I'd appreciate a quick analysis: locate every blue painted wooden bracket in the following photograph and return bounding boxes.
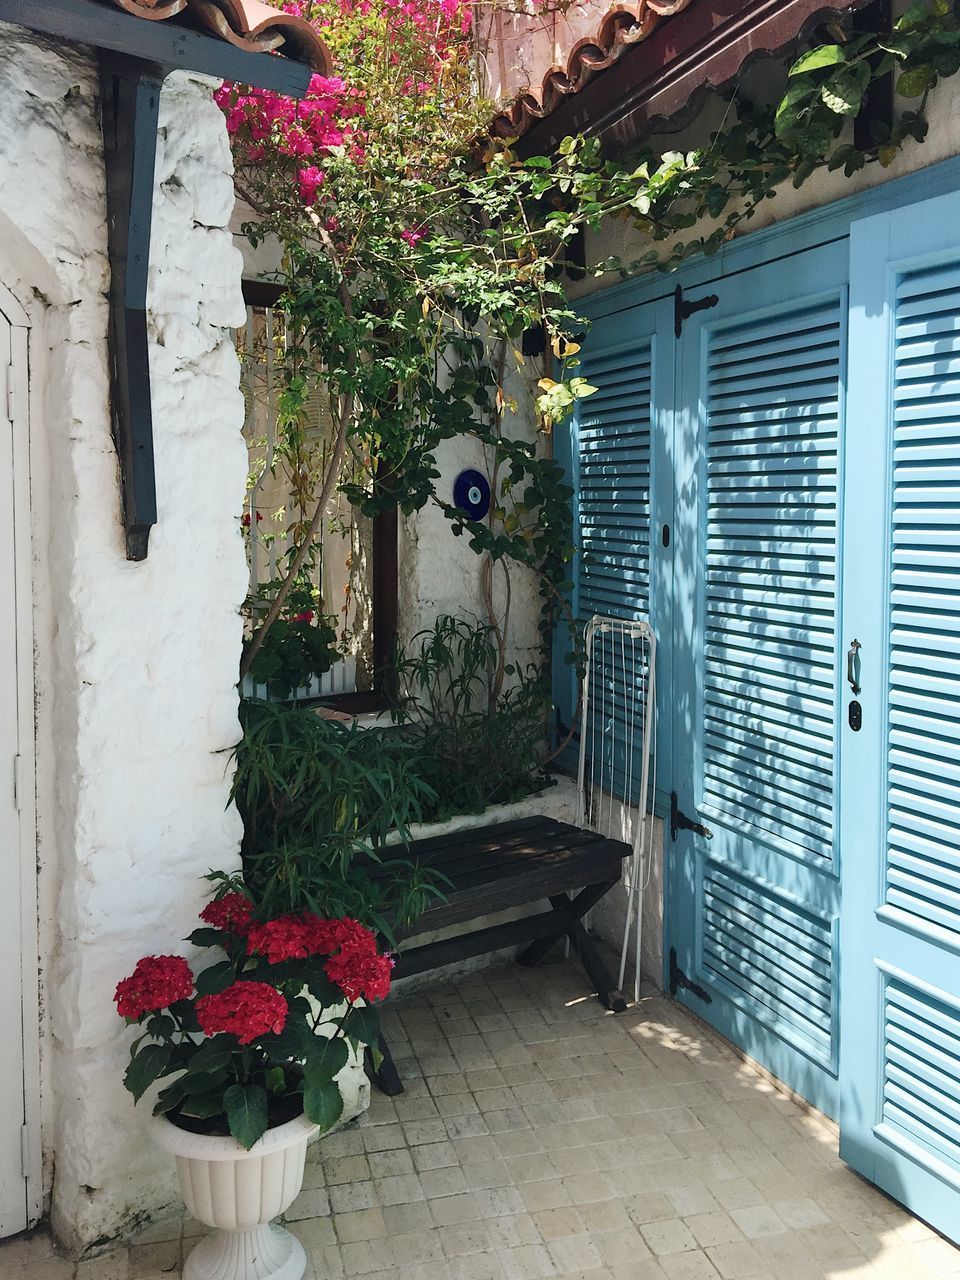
[0,0,316,560]
[100,55,162,562]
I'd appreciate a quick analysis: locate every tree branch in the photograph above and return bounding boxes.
[239,220,359,683]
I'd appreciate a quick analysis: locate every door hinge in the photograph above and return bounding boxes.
[13,753,21,812]
[670,791,713,843]
[669,947,713,1004]
[674,284,719,338]
[20,1123,30,1177]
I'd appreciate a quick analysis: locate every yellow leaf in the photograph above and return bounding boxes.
[513,349,525,365]
[537,377,558,391]
[551,335,583,359]
[421,296,431,318]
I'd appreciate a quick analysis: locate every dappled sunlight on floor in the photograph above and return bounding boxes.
[3,959,958,1279]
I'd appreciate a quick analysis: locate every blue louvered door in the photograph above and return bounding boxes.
[668,242,847,1117]
[840,192,960,1240]
[555,295,674,796]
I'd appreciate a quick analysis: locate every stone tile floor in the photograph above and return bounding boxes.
[4,959,960,1280]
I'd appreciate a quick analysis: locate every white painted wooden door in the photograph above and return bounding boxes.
[0,300,29,1238]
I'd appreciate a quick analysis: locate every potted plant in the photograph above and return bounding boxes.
[243,576,340,701]
[114,886,392,1280]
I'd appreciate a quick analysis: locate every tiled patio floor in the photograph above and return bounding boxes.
[5,959,960,1280]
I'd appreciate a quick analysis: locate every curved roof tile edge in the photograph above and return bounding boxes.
[109,0,331,72]
[490,0,697,139]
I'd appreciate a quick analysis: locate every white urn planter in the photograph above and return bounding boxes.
[152,1112,320,1280]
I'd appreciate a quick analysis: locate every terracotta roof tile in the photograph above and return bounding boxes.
[491,0,696,139]
[105,0,330,71]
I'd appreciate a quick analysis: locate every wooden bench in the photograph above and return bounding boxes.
[366,814,632,1095]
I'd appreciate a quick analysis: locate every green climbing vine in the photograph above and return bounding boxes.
[224,0,960,707]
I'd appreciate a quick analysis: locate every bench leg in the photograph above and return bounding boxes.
[516,881,614,966]
[364,1033,405,1097]
[515,931,563,968]
[516,882,627,1013]
[567,919,627,1013]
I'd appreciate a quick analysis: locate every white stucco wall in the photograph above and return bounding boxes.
[0,28,368,1255]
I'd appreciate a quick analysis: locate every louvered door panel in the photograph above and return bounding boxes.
[886,264,960,936]
[881,976,960,1173]
[574,342,655,803]
[577,343,652,622]
[670,243,845,1121]
[703,861,834,1063]
[702,302,842,866]
[841,194,960,1242]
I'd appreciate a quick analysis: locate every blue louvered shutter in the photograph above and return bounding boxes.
[574,337,655,804]
[841,194,960,1244]
[701,301,842,865]
[669,243,846,1122]
[577,340,652,622]
[885,262,960,934]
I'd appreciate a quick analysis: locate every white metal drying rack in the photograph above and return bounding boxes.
[575,614,657,1005]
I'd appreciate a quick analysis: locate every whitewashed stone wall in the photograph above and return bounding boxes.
[0,26,367,1254]
[397,354,545,673]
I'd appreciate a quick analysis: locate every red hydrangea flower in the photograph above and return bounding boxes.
[329,917,378,955]
[115,955,194,1021]
[195,980,288,1045]
[325,946,393,1004]
[299,914,377,957]
[200,893,254,934]
[246,914,318,963]
[247,913,378,963]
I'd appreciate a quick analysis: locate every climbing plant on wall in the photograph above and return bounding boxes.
[220,0,960,699]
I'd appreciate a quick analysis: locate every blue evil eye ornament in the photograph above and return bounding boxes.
[453,469,491,520]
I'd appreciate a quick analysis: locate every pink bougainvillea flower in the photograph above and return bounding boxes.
[401,225,428,247]
[298,165,325,204]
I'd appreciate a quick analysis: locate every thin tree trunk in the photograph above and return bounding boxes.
[240,221,358,683]
[240,395,353,681]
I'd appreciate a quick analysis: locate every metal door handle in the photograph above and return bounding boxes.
[847,639,861,695]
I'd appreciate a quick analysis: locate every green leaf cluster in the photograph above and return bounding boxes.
[233,700,445,939]
[227,0,960,781]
